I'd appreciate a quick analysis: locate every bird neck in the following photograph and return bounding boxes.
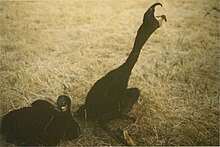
[123,23,157,71]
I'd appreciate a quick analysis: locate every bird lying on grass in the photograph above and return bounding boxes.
[1,95,80,146]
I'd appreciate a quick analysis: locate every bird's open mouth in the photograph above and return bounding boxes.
[149,3,167,27]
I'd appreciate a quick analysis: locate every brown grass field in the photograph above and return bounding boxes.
[0,0,219,146]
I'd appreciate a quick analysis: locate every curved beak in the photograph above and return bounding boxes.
[152,3,167,27]
[143,3,167,28]
[151,2,163,8]
[151,3,167,27]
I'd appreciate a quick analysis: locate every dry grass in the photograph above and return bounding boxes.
[0,0,219,146]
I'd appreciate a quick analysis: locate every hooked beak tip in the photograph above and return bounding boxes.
[151,3,163,9]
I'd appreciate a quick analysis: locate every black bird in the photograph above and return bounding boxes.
[77,2,166,123]
[1,95,80,146]
[1,99,54,146]
[76,3,166,145]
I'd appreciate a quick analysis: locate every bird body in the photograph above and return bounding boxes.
[85,65,130,120]
[1,100,54,145]
[1,96,80,146]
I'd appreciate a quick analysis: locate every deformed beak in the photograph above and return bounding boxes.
[156,15,167,27]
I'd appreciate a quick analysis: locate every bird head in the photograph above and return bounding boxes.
[143,3,167,29]
[56,95,71,112]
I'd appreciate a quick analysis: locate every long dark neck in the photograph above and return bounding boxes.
[123,23,157,71]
